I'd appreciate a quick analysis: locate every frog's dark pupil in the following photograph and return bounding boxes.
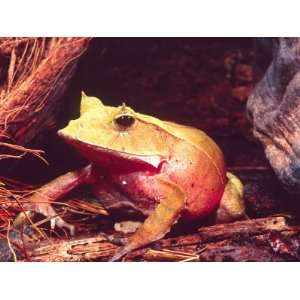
[115,115,135,128]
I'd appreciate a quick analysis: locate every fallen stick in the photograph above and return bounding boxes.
[26,216,300,262]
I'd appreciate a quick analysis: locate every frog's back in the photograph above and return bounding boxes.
[136,112,224,166]
[162,120,225,171]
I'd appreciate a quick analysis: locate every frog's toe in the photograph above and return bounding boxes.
[51,216,75,235]
[109,245,131,262]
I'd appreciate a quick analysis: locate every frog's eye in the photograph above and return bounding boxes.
[114,114,136,129]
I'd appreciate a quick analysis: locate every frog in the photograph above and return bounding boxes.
[17,92,246,261]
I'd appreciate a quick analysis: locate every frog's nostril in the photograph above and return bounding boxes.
[115,114,135,129]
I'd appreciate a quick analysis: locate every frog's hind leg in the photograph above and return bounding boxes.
[215,172,247,223]
[110,179,185,261]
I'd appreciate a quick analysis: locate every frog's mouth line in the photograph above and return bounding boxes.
[58,132,164,170]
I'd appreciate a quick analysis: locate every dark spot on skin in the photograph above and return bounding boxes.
[191,183,195,188]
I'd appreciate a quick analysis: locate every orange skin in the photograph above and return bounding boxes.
[62,127,226,261]
[19,94,228,261]
[80,131,226,221]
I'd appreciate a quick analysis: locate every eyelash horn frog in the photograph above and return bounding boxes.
[17,92,246,261]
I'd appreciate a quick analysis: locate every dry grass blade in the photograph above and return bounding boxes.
[143,249,200,262]
[67,199,109,216]
[0,38,34,55]
[0,142,47,163]
[7,47,16,92]
[0,37,91,240]
[0,38,91,144]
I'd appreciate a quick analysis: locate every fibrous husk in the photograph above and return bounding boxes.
[0,37,91,229]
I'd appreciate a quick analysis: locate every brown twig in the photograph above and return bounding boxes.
[26,216,300,262]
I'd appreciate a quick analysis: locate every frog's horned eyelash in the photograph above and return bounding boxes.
[117,102,135,117]
[120,102,127,112]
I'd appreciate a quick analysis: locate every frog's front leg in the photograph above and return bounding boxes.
[14,164,94,234]
[215,172,247,223]
[110,178,185,261]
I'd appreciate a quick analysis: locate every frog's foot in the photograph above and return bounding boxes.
[14,202,75,236]
[50,214,75,236]
[109,178,185,262]
[109,221,143,260]
[110,244,133,262]
[216,172,247,223]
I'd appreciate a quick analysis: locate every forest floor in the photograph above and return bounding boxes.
[1,38,300,261]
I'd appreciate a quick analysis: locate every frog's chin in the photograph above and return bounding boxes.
[59,134,164,171]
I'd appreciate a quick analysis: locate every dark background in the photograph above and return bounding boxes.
[14,38,265,180]
[5,37,294,219]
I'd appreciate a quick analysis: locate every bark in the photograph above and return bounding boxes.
[26,216,300,262]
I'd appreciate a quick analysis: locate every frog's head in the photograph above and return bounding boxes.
[58,92,170,169]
